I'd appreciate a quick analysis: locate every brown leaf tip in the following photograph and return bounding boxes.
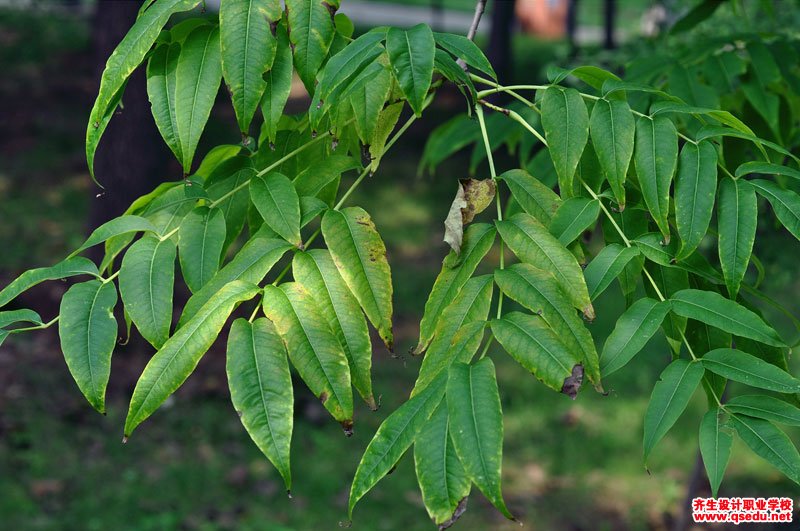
[122,435,129,444]
[366,396,378,411]
[341,420,354,437]
[582,304,596,322]
[561,364,584,399]
[438,497,468,530]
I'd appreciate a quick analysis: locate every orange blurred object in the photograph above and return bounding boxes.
[516,0,569,39]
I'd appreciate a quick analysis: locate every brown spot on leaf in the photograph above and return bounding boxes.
[269,20,278,37]
[438,497,468,530]
[561,364,584,399]
[318,391,329,404]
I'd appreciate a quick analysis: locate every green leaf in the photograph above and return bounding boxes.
[294,155,359,205]
[58,280,118,413]
[547,65,620,91]
[119,234,176,348]
[348,372,447,518]
[494,263,600,386]
[446,358,513,520]
[86,0,201,178]
[496,213,594,319]
[730,414,800,484]
[146,43,183,163]
[634,115,678,243]
[748,40,782,87]
[675,141,718,260]
[433,32,495,80]
[262,283,353,425]
[70,215,159,258]
[496,169,561,226]
[634,232,677,266]
[600,298,671,377]
[433,49,476,107]
[491,312,582,395]
[414,403,471,527]
[293,250,375,409]
[370,101,405,172]
[670,289,785,347]
[750,179,800,241]
[179,233,291,326]
[260,25,294,145]
[300,196,329,226]
[735,161,800,182]
[698,408,732,498]
[643,359,704,462]
[286,0,336,93]
[175,25,223,174]
[220,0,280,134]
[125,280,259,437]
[226,317,293,490]
[416,223,496,354]
[350,64,392,145]
[178,206,227,293]
[549,197,600,245]
[694,125,793,163]
[250,172,302,247]
[645,266,687,354]
[315,31,385,105]
[141,180,206,233]
[0,309,43,329]
[0,257,98,308]
[386,24,435,116]
[649,101,754,137]
[589,98,635,207]
[669,0,724,34]
[419,114,480,175]
[701,349,800,393]
[584,244,640,301]
[726,395,800,427]
[541,87,589,198]
[602,79,684,103]
[717,177,757,299]
[322,207,393,350]
[413,276,493,395]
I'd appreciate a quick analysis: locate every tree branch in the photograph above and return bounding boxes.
[457,0,488,69]
[465,0,488,41]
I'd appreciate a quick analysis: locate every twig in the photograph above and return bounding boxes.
[457,0,488,69]
[465,0,487,41]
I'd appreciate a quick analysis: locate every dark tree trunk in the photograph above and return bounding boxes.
[604,0,616,49]
[566,0,579,57]
[88,0,170,240]
[487,0,516,87]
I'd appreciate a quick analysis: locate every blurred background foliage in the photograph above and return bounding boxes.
[1,0,799,529]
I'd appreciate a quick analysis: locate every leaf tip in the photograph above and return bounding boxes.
[582,304,595,322]
[122,435,129,444]
[341,419,354,437]
[365,395,378,411]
